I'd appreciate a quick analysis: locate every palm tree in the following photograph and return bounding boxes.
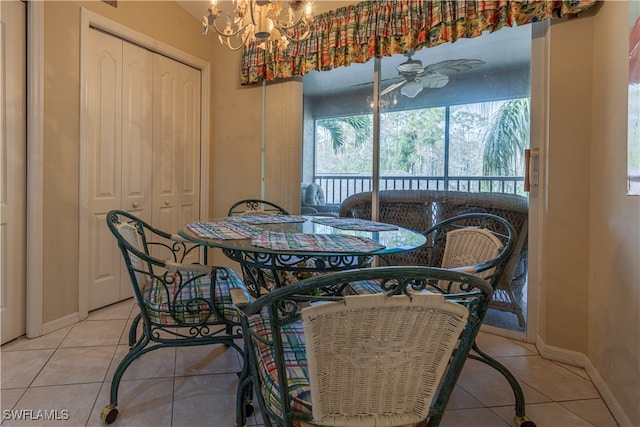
[482,98,530,176]
[317,116,372,153]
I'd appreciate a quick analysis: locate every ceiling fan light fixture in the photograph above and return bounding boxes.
[401,81,423,98]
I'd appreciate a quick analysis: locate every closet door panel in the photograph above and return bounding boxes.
[86,29,123,309]
[152,54,178,233]
[152,55,201,235]
[177,66,201,228]
[122,42,153,222]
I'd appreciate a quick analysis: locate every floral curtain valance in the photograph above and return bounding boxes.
[240,0,596,85]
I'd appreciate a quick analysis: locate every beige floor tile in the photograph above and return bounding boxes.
[106,345,176,381]
[445,385,484,410]
[554,360,591,381]
[560,399,619,427]
[439,407,513,426]
[2,383,101,426]
[171,373,239,426]
[474,332,537,357]
[456,358,551,407]
[492,401,599,427]
[118,319,134,346]
[86,378,174,427]
[60,320,127,348]
[1,350,54,389]
[87,299,135,321]
[497,355,601,401]
[32,347,115,387]
[1,327,72,352]
[0,388,26,411]
[174,344,241,377]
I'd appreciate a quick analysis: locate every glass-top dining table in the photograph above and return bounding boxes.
[178,215,427,297]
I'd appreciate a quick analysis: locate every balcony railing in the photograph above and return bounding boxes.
[314,174,526,205]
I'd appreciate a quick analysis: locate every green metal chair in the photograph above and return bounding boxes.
[234,266,493,427]
[101,210,251,424]
[228,199,290,216]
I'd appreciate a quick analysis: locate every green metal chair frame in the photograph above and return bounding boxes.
[101,210,250,424]
[234,266,493,427]
[228,199,290,216]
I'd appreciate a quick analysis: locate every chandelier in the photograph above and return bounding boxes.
[202,0,314,51]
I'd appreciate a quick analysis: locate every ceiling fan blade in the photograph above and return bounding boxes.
[424,58,485,74]
[380,80,406,96]
[421,72,450,89]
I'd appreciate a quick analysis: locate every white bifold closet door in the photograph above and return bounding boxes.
[84,28,201,310]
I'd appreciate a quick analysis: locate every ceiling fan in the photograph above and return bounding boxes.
[381,49,485,98]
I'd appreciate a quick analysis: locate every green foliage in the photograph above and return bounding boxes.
[482,98,530,176]
[314,98,530,181]
[317,116,372,153]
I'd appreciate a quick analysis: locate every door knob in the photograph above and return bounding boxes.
[165,200,170,205]
[132,202,139,208]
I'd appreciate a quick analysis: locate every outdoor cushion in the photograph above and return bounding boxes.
[247,314,312,420]
[142,267,249,325]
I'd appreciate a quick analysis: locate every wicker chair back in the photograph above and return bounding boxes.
[235,266,492,427]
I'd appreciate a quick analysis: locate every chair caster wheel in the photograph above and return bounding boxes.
[101,405,119,424]
[514,415,536,427]
[245,403,254,417]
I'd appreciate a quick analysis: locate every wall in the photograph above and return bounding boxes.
[544,9,594,354]
[41,1,217,323]
[543,2,639,423]
[589,2,640,424]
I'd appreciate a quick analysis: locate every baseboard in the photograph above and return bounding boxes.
[535,334,586,367]
[41,312,80,336]
[536,334,633,426]
[584,358,634,427]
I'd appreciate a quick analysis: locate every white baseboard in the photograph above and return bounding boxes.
[584,359,634,427]
[536,334,633,426]
[41,312,80,336]
[535,334,586,367]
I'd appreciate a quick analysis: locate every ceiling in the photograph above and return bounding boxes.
[177,1,532,97]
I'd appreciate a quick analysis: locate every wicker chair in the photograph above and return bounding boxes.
[339,189,528,327]
[344,212,535,427]
[228,199,290,216]
[234,266,493,427]
[102,210,251,424]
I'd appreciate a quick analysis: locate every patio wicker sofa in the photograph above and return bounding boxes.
[339,189,529,327]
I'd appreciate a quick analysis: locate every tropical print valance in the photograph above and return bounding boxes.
[240,0,596,85]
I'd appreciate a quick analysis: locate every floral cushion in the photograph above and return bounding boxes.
[142,267,249,325]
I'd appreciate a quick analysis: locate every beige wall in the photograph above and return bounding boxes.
[37,0,639,423]
[544,11,594,353]
[542,2,639,423]
[589,2,640,424]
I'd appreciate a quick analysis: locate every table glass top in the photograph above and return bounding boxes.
[178,216,426,256]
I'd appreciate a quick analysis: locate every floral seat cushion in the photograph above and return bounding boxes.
[142,267,250,325]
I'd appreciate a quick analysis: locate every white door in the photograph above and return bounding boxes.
[85,29,153,309]
[0,0,27,344]
[83,28,201,310]
[152,55,201,236]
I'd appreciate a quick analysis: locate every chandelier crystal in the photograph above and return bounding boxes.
[202,0,314,51]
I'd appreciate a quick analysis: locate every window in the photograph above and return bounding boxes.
[302,24,532,335]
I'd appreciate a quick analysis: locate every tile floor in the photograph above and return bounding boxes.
[1,298,619,427]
